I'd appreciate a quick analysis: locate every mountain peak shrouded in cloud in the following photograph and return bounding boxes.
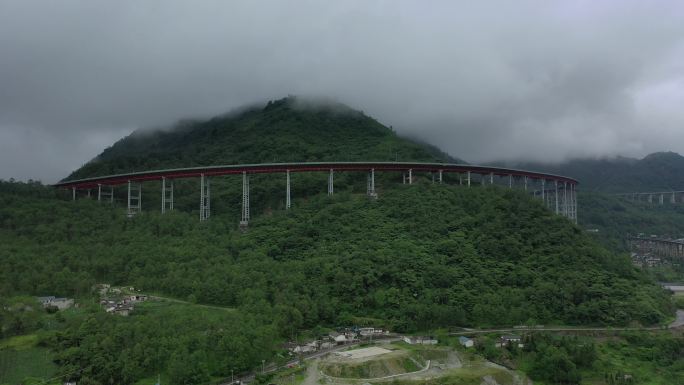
[63,96,457,181]
[1,1,684,182]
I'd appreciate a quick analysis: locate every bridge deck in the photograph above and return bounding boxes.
[55,161,578,189]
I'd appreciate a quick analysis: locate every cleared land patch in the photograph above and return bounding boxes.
[333,346,392,360]
[322,347,423,379]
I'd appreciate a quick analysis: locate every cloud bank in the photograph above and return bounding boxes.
[1,0,684,182]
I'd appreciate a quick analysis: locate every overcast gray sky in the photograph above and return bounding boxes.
[2,1,684,183]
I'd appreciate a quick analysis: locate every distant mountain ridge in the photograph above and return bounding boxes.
[65,97,459,181]
[492,152,684,193]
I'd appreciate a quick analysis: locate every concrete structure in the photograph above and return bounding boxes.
[55,161,579,225]
[329,332,347,345]
[617,190,684,205]
[37,296,74,310]
[403,336,438,345]
[629,236,684,260]
[458,336,474,348]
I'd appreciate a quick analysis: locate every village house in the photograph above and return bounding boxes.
[293,341,317,354]
[37,296,74,310]
[458,336,474,348]
[403,336,438,345]
[319,341,334,350]
[329,332,347,345]
[498,335,523,348]
[106,304,133,316]
[359,327,387,337]
[129,294,148,302]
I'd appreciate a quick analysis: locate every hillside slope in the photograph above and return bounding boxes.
[495,152,684,193]
[65,97,457,181]
[1,181,671,330]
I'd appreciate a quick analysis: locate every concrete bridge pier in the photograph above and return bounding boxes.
[286,170,291,209]
[161,177,174,213]
[367,168,377,198]
[439,169,443,184]
[127,181,141,217]
[554,180,559,214]
[97,183,114,203]
[240,172,250,227]
[467,171,471,187]
[199,174,210,221]
[328,169,334,195]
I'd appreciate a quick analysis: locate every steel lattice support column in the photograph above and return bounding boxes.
[240,172,250,226]
[162,177,174,214]
[327,169,334,195]
[286,170,291,209]
[127,180,141,217]
[199,174,210,221]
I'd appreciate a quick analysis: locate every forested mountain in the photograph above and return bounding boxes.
[1,97,680,384]
[65,97,457,181]
[0,180,673,383]
[495,152,684,193]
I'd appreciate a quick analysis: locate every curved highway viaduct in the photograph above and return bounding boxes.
[54,162,579,226]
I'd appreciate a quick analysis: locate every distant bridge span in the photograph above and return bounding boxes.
[54,162,578,225]
[629,236,684,260]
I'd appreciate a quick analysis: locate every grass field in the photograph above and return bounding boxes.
[0,340,57,385]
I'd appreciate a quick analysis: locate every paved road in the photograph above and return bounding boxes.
[448,325,666,336]
[671,309,684,328]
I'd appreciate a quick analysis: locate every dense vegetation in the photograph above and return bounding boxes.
[0,179,674,383]
[1,181,672,331]
[579,192,684,249]
[2,98,681,384]
[474,331,683,385]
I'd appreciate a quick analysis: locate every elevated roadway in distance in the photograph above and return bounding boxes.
[629,236,684,260]
[54,161,579,224]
